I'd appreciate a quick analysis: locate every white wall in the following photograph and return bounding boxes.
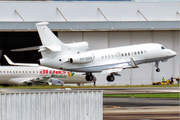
[0,2,180,22]
[58,31,180,85]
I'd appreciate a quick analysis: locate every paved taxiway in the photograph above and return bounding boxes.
[0,87,179,119]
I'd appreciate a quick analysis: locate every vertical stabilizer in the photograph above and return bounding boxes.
[36,22,64,49]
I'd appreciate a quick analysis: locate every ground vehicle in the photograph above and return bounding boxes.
[175,77,180,83]
[152,79,174,85]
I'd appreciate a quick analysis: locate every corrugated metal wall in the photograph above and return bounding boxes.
[0,90,103,120]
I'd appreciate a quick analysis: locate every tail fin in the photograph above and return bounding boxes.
[36,22,65,50]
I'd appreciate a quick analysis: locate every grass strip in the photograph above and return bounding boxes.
[0,84,179,89]
[103,93,179,98]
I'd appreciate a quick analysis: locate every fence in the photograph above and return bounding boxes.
[0,90,103,120]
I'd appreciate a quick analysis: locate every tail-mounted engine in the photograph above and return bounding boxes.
[69,52,94,64]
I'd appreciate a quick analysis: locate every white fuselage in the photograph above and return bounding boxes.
[40,43,176,72]
[0,66,90,85]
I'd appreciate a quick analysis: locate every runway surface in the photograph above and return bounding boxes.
[0,87,179,119]
[74,87,180,94]
[0,87,179,94]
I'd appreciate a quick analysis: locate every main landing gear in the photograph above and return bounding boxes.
[107,74,115,82]
[155,61,160,72]
[85,73,118,82]
[85,73,94,81]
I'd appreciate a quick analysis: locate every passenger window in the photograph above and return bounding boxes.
[0,71,2,73]
[134,52,136,55]
[111,55,114,58]
[29,71,31,73]
[13,71,15,73]
[138,51,140,54]
[105,55,107,59]
[125,53,127,56]
[7,71,9,73]
[141,51,143,54]
[121,54,124,57]
[128,53,130,56]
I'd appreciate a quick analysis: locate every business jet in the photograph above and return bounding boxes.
[15,22,177,82]
[35,22,176,82]
[0,55,93,86]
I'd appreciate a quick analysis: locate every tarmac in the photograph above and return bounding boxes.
[101,87,180,120]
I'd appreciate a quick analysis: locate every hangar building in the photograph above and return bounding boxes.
[0,1,179,85]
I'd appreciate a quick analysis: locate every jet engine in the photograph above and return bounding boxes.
[69,52,94,64]
[48,79,64,86]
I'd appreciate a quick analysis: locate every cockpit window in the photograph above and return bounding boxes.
[161,46,165,49]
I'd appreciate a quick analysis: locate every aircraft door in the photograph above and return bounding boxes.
[116,52,122,60]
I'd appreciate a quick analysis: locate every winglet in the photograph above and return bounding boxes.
[4,55,39,67]
[130,58,138,68]
[4,55,14,65]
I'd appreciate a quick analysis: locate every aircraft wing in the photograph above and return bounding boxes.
[10,76,51,84]
[101,67,123,74]
[101,63,129,74]
[4,55,39,67]
[101,58,138,74]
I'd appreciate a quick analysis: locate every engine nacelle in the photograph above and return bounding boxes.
[69,52,94,64]
[48,79,64,86]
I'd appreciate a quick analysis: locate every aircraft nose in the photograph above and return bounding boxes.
[168,50,177,57]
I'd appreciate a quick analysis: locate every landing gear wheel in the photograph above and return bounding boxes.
[107,75,115,82]
[85,75,93,81]
[156,68,160,72]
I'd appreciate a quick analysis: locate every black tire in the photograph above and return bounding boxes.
[156,68,160,72]
[85,75,93,81]
[107,75,115,82]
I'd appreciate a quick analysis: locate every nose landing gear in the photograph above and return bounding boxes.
[155,61,160,72]
[156,68,160,72]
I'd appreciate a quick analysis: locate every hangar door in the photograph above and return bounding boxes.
[0,32,56,65]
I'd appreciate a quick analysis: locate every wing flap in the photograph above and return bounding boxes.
[101,67,123,74]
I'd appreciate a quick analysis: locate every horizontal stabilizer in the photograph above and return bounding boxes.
[4,55,39,67]
[38,46,61,52]
[11,46,40,52]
